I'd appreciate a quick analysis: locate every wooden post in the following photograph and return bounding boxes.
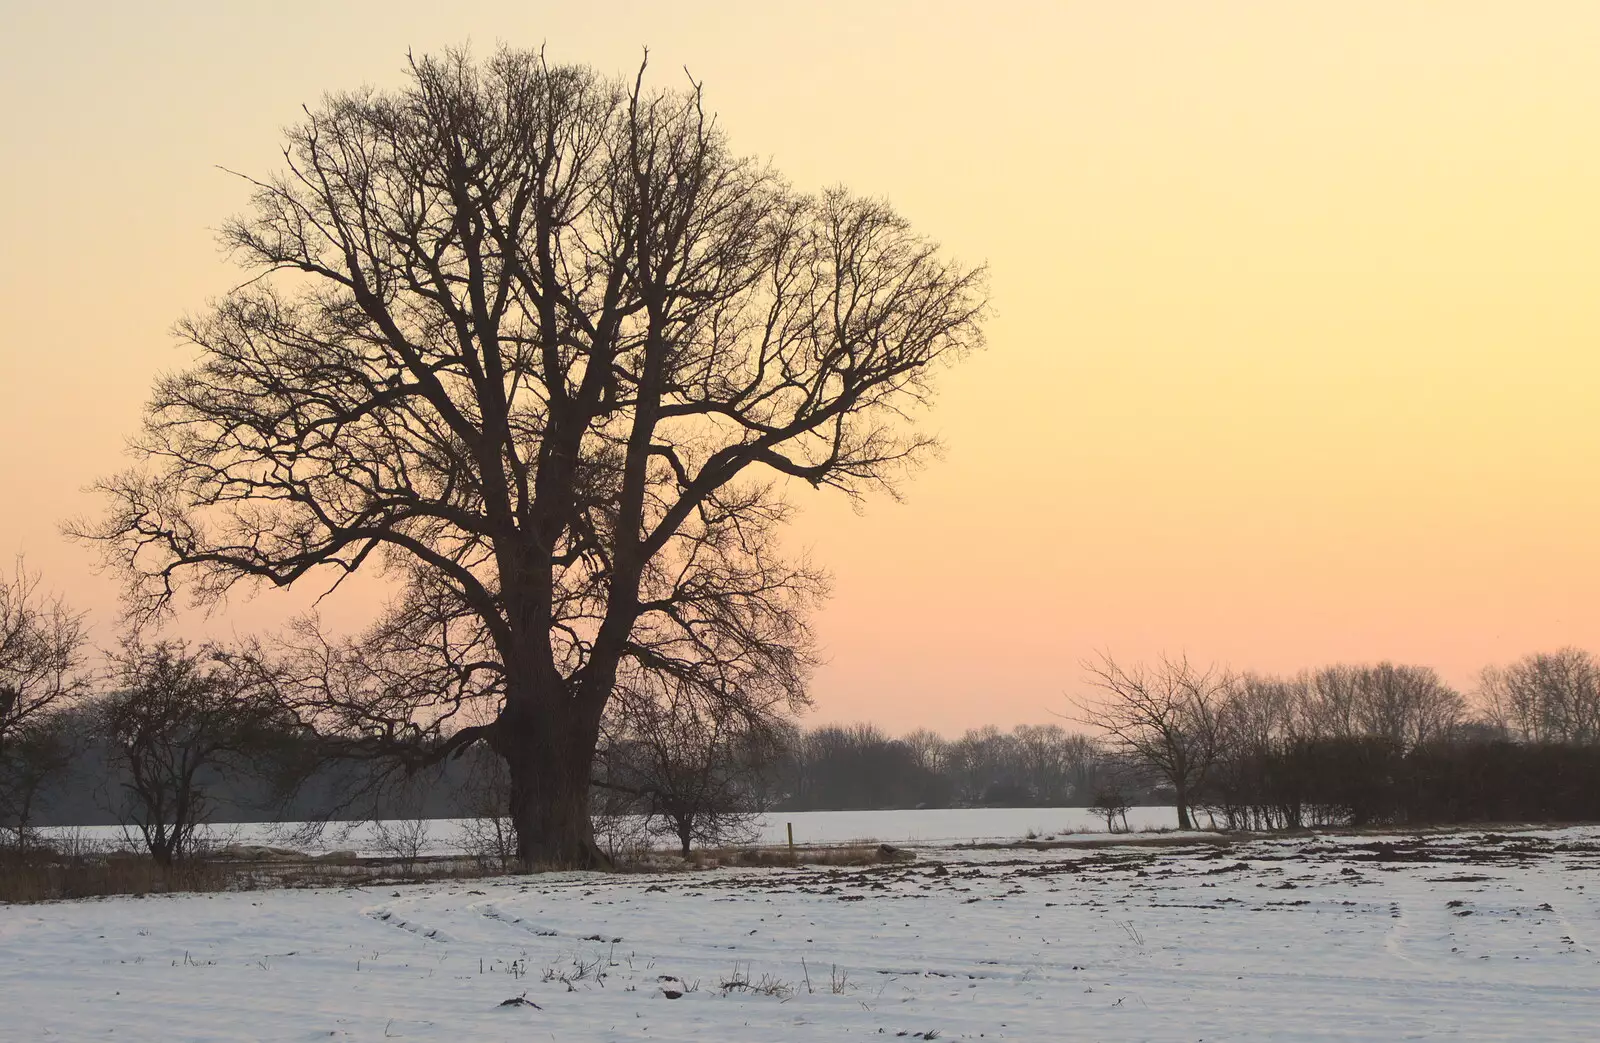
[786,821,795,855]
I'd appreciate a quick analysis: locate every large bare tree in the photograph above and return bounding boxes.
[77,49,985,867]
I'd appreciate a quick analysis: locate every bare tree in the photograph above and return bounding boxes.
[0,563,88,844]
[589,773,652,864]
[1209,674,1302,830]
[1351,663,1463,748]
[784,723,948,810]
[1223,674,1298,749]
[1292,663,1462,748]
[1,560,88,757]
[369,774,433,872]
[1296,665,1364,739]
[1089,783,1132,833]
[0,711,75,845]
[1480,648,1600,745]
[901,728,947,777]
[75,47,984,868]
[601,672,785,857]
[1012,723,1078,805]
[1073,654,1232,830]
[1057,732,1110,804]
[945,726,1018,804]
[96,640,297,866]
[453,746,519,870]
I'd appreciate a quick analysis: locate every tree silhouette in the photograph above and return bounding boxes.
[0,560,86,759]
[77,48,985,867]
[1073,654,1230,830]
[96,640,296,866]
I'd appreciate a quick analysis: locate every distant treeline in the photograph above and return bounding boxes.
[1079,651,1600,830]
[19,720,482,829]
[766,723,1130,811]
[26,714,1600,834]
[766,651,1600,827]
[20,720,1130,827]
[11,630,1600,847]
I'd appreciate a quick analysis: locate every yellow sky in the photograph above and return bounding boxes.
[3,2,1598,733]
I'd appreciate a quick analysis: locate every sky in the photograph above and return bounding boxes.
[3,2,1599,735]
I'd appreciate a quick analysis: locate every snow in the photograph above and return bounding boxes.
[6,823,1600,1040]
[750,805,1178,846]
[40,806,1180,858]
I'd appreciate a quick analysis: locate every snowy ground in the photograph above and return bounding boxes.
[42,805,1180,857]
[5,826,1600,1041]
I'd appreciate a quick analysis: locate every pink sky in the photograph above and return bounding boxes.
[3,2,1598,734]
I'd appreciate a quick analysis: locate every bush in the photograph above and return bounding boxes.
[1200,736,1600,829]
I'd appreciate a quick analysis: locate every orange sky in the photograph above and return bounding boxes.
[3,2,1599,734]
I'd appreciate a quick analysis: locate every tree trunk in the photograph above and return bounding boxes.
[148,826,175,868]
[1174,783,1192,830]
[503,717,611,870]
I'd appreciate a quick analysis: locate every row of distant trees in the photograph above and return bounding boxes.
[9,558,1600,863]
[584,650,1600,850]
[773,723,1108,811]
[1077,653,1600,832]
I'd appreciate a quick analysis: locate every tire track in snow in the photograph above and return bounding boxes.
[362,901,455,944]
[468,900,566,940]
[1381,898,1413,964]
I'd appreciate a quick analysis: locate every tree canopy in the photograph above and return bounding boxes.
[77,48,986,866]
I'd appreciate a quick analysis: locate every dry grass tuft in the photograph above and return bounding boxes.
[0,846,239,903]
[0,840,519,904]
[1,835,919,903]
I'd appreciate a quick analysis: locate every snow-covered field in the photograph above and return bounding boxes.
[41,806,1180,857]
[6,825,1600,1041]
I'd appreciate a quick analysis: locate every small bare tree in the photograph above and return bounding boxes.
[602,674,786,857]
[1073,654,1232,830]
[371,813,431,872]
[589,776,652,864]
[1089,784,1132,833]
[96,640,297,866]
[453,746,518,870]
